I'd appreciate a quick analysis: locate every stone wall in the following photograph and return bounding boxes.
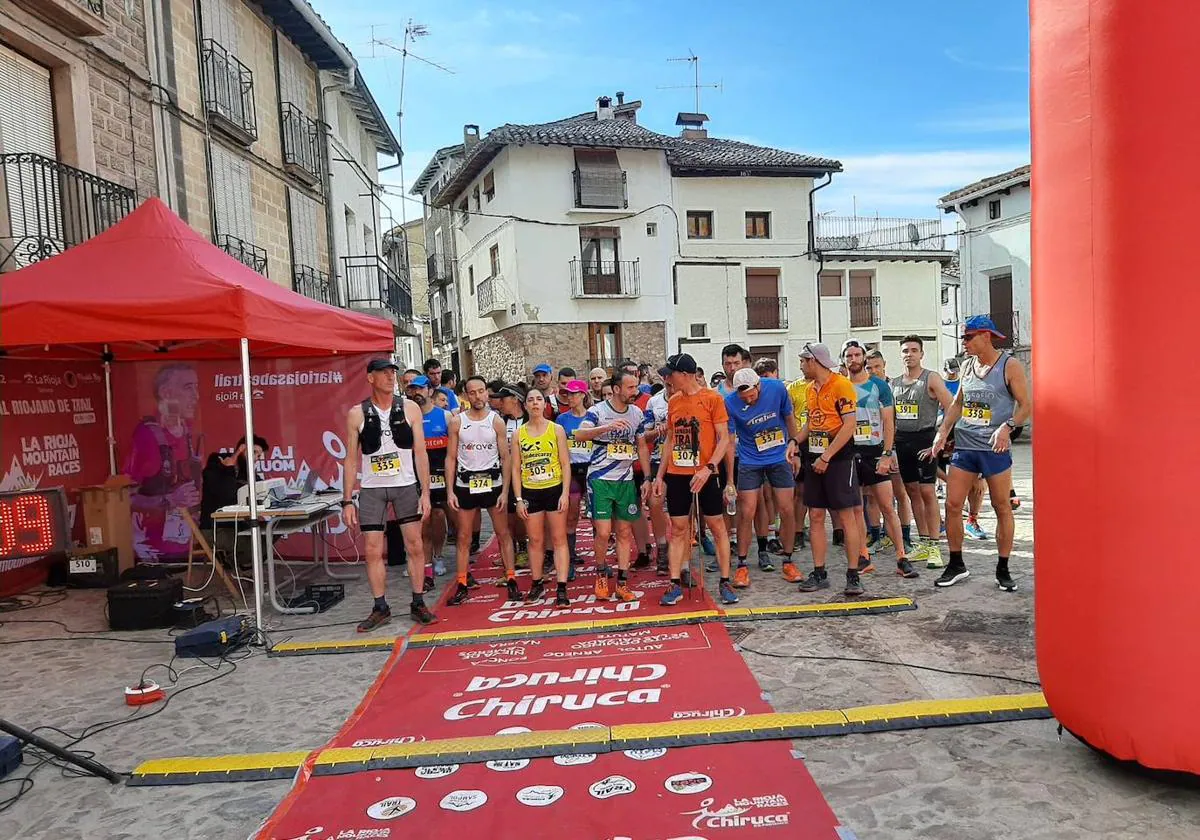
[469,321,668,382]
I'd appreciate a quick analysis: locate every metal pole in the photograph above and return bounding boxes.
[103,345,116,476]
[239,338,265,637]
[0,718,122,784]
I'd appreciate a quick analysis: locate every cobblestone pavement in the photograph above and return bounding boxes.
[2,442,1198,839]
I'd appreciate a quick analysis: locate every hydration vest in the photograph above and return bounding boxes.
[359,398,414,454]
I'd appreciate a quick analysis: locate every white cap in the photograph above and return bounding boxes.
[732,368,761,391]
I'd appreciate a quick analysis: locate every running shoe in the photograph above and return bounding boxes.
[797,569,830,592]
[781,561,802,583]
[965,519,988,540]
[633,552,652,570]
[525,579,545,604]
[356,607,391,632]
[996,565,1017,592]
[909,542,930,563]
[515,549,530,568]
[705,557,720,573]
[766,537,784,554]
[865,534,880,554]
[896,559,920,579]
[924,543,945,569]
[733,566,751,588]
[594,577,610,600]
[422,577,435,593]
[856,555,875,575]
[433,558,447,577]
[448,583,469,606]
[506,578,521,602]
[879,536,895,552]
[700,534,716,556]
[718,581,739,604]
[757,551,775,572]
[796,530,807,551]
[567,562,577,582]
[613,582,635,603]
[844,570,864,597]
[660,584,684,606]
[467,572,479,588]
[410,601,437,625]
[656,557,669,576]
[935,565,970,587]
[832,528,844,546]
[555,587,570,607]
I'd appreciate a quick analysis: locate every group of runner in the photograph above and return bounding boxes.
[338,313,1030,633]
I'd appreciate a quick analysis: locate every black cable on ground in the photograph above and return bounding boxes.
[736,644,1042,688]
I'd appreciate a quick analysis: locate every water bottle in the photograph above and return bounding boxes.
[724,486,737,517]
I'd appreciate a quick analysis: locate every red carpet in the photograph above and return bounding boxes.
[422,527,715,636]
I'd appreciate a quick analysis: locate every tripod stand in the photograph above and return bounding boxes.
[0,718,122,784]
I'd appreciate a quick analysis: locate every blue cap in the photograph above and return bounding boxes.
[407,375,431,388]
[963,315,1006,339]
[638,384,652,395]
[532,363,553,375]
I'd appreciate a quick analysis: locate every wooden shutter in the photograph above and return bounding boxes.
[745,268,779,298]
[287,186,319,269]
[0,45,58,258]
[210,144,252,241]
[277,39,308,109]
[200,0,238,47]
[573,149,623,208]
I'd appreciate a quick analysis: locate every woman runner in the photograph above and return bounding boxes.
[554,379,593,577]
[510,388,572,606]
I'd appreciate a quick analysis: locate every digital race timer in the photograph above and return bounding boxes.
[0,487,71,562]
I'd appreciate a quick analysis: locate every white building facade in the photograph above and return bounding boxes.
[938,165,1031,351]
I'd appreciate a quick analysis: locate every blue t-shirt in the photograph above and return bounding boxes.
[555,411,592,465]
[852,375,894,447]
[437,386,460,411]
[724,378,793,467]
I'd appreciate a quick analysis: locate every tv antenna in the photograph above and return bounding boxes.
[372,20,454,220]
[658,50,722,113]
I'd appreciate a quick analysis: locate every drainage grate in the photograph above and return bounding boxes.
[940,610,1031,638]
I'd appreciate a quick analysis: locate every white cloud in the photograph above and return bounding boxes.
[818,148,1030,219]
[944,48,1027,74]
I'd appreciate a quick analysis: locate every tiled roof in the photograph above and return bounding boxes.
[410,143,466,195]
[938,164,1031,206]
[433,110,841,206]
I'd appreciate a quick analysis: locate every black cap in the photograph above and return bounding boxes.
[366,358,400,373]
[658,353,698,377]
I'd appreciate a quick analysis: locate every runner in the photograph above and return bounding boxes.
[891,335,955,569]
[511,388,572,606]
[573,371,644,602]
[619,360,655,570]
[843,341,919,580]
[342,359,437,630]
[422,358,460,411]
[555,379,593,576]
[753,358,785,558]
[529,364,558,419]
[497,385,528,568]
[405,375,452,579]
[786,369,811,554]
[588,367,607,403]
[931,316,1031,590]
[640,377,673,575]
[652,353,738,606]
[795,343,868,596]
[445,376,519,605]
[861,348,914,555]
[724,367,801,586]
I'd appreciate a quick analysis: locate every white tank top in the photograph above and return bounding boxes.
[456,409,501,484]
[359,402,416,489]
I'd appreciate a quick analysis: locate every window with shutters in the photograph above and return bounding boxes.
[745,268,786,330]
[489,244,500,278]
[848,270,879,328]
[199,0,257,144]
[289,187,333,304]
[819,270,844,297]
[686,211,713,240]
[573,226,635,296]
[573,149,626,209]
[211,145,265,273]
[745,211,771,239]
[482,171,495,202]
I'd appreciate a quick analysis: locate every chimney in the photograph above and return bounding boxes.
[596,96,614,121]
[675,111,710,140]
[615,91,625,106]
[463,124,480,150]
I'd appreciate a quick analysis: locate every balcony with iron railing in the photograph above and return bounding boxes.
[216,233,268,275]
[572,169,628,209]
[281,102,321,185]
[746,296,789,331]
[0,152,136,272]
[293,265,337,306]
[569,259,640,298]
[849,295,881,328]
[815,216,946,252]
[477,275,508,317]
[201,39,257,145]
[345,254,415,334]
[426,252,454,285]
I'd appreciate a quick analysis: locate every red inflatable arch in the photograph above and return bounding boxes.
[1032,0,1200,774]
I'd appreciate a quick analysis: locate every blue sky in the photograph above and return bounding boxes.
[313,0,1030,224]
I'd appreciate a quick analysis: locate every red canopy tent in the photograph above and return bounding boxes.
[1,197,394,628]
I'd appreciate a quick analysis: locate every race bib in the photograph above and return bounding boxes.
[672,445,698,468]
[963,401,992,426]
[854,422,874,443]
[569,438,592,455]
[429,475,446,490]
[468,474,494,494]
[163,512,189,544]
[809,432,831,454]
[608,441,635,461]
[754,427,785,452]
[369,452,402,475]
[896,402,919,421]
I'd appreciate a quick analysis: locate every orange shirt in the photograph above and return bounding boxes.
[665,388,729,475]
[805,373,857,434]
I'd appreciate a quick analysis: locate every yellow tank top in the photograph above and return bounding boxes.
[518,423,563,489]
[787,378,810,426]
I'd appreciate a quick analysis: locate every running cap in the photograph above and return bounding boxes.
[658,353,698,376]
[963,314,1006,338]
[366,358,399,373]
[406,375,430,388]
[799,342,837,370]
[563,379,589,394]
[532,363,553,375]
[732,368,761,391]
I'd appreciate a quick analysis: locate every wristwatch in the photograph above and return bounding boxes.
[881,449,893,457]
[339,499,354,508]
[1005,419,1020,431]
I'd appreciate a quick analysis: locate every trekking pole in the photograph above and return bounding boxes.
[690,491,705,603]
